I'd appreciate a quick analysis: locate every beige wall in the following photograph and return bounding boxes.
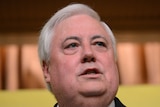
[0,31,160,90]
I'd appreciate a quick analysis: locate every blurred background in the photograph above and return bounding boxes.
[0,0,160,91]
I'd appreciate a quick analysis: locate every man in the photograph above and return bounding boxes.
[38,3,125,107]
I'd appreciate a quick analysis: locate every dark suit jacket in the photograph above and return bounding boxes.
[114,97,126,107]
[54,97,125,107]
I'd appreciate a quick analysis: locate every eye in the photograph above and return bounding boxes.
[64,43,79,49]
[63,42,79,55]
[94,41,107,47]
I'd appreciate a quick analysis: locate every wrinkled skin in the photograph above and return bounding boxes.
[43,14,119,107]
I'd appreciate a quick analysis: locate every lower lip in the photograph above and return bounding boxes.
[80,73,102,79]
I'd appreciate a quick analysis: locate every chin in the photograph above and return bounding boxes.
[79,82,107,97]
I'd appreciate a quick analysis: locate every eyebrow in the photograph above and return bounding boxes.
[62,35,108,44]
[63,36,81,43]
[64,36,80,42]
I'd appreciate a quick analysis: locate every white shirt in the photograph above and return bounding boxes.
[109,100,115,107]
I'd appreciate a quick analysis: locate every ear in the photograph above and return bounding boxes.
[42,61,50,82]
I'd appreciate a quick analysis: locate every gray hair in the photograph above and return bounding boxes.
[38,3,117,66]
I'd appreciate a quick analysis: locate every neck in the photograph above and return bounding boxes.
[57,98,115,107]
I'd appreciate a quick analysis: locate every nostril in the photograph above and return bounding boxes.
[83,57,88,62]
[82,56,95,63]
[91,57,95,62]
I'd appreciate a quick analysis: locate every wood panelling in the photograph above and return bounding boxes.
[0,31,160,45]
[0,0,160,33]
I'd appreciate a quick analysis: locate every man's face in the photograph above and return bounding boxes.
[44,14,119,105]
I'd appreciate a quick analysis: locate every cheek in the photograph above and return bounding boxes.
[103,64,119,97]
[100,52,119,83]
[107,63,119,88]
[50,47,81,80]
[49,59,79,95]
[50,56,78,82]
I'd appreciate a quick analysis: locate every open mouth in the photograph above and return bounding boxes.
[81,68,101,75]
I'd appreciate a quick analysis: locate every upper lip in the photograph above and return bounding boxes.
[80,68,102,76]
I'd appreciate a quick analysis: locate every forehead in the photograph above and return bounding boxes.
[53,14,110,40]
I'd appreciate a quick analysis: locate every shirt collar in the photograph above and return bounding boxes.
[56,100,115,107]
[109,100,115,107]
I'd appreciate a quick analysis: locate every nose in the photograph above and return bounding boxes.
[81,45,96,63]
